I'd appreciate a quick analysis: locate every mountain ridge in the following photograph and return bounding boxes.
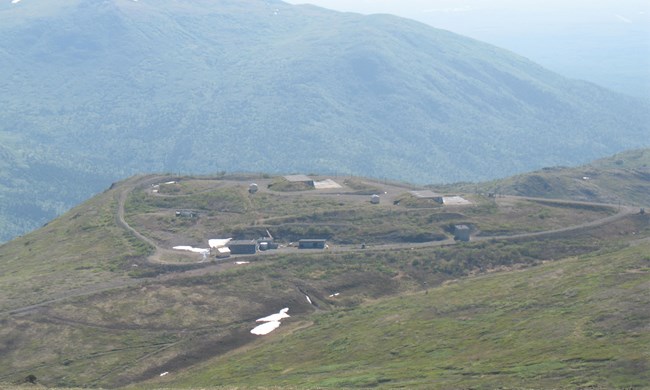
[0,0,648,242]
[440,148,650,207]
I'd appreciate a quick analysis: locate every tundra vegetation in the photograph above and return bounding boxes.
[0,170,648,389]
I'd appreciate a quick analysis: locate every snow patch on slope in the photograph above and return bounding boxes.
[251,308,290,335]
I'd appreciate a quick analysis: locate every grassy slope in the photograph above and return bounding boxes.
[0,173,648,388]
[0,179,149,313]
[441,148,650,207]
[153,241,650,389]
[0,172,618,317]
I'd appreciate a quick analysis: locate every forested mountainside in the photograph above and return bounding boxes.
[0,0,648,242]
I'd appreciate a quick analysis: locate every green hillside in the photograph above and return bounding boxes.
[444,148,650,207]
[1,0,649,242]
[0,169,648,388]
[157,241,650,389]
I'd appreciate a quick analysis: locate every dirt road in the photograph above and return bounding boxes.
[4,174,639,317]
[119,174,639,263]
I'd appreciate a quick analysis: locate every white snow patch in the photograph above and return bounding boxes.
[209,238,232,248]
[328,293,340,297]
[305,295,312,304]
[164,181,177,185]
[173,246,209,254]
[11,0,22,4]
[251,308,290,335]
[256,308,290,322]
[160,371,169,377]
[251,321,281,335]
[235,261,250,265]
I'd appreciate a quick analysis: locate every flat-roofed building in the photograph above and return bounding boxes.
[216,247,231,258]
[443,196,471,206]
[284,174,313,183]
[227,240,258,254]
[298,239,327,249]
[313,179,342,189]
[454,225,471,242]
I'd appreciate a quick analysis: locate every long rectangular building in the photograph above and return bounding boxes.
[227,240,258,255]
[298,239,327,249]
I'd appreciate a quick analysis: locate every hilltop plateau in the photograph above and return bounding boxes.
[1,0,649,242]
[0,159,648,388]
[443,148,650,207]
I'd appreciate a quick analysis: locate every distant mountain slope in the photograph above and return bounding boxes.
[0,0,648,241]
[0,143,112,241]
[284,0,650,99]
[444,149,650,207]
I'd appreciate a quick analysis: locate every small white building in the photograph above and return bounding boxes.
[216,247,231,258]
[443,196,471,206]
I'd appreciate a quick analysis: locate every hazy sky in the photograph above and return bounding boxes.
[283,0,650,38]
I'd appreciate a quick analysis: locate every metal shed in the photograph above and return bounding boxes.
[284,174,313,183]
[298,239,327,249]
[175,210,198,218]
[453,225,471,242]
[227,240,258,254]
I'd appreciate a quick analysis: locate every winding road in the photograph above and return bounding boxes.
[117,174,639,264]
[3,174,640,317]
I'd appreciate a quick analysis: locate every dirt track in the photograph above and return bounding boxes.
[3,174,640,318]
[118,174,639,264]
[114,175,185,264]
[1,174,646,387]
